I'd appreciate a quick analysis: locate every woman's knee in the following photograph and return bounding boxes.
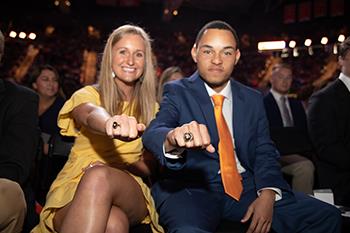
[79,165,113,192]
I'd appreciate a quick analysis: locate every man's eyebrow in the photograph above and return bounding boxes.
[223,46,236,50]
[199,45,236,50]
[199,44,213,49]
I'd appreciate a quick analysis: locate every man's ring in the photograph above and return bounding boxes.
[183,132,194,142]
[112,122,121,129]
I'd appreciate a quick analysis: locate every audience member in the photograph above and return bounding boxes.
[25,64,69,205]
[157,66,183,102]
[263,63,315,194]
[143,20,341,233]
[308,36,350,206]
[0,30,39,233]
[31,24,164,233]
[25,64,65,155]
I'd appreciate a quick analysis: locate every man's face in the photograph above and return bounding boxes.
[191,29,240,92]
[270,67,293,95]
[339,50,350,77]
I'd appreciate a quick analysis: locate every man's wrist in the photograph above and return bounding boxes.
[260,189,276,200]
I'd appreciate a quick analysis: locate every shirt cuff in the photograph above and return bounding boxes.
[162,145,184,159]
[258,187,282,201]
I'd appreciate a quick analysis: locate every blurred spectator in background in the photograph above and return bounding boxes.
[157,66,183,102]
[24,64,70,206]
[0,30,39,233]
[25,64,65,155]
[264,63,315,194]
[308,36,350,206]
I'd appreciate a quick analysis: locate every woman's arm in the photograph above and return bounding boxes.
[72,102,110,135]
[71,102,145,139]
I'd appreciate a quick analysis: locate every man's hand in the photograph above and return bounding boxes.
[241,189,275,233]
[164,121,215,153]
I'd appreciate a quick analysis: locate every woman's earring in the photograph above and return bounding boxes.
[112,71,116,78]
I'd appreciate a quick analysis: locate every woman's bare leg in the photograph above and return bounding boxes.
[105,206,129,233]
[53,165,147,233]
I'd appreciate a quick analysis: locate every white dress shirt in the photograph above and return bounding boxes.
[339,73,350,93]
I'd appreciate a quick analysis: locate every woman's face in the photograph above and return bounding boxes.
[33,69,59,98]
[111,33,146,88]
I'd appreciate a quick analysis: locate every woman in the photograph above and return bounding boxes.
[27,64,65,155]
[26,64,68,205]
[31,25,163,233]
[157,66,183,102]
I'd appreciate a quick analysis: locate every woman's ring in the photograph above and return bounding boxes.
[112,122,121,129]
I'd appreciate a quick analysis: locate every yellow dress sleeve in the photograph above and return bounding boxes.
[58,86,100,137]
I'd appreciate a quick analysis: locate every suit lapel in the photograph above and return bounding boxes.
[187,72,219,147]
[231,80,245,157]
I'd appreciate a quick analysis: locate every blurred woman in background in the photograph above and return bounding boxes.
[157,66,183,102]
[26,64,65,155]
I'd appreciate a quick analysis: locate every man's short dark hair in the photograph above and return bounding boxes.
[339,36,350,58]
[194,20,240,49]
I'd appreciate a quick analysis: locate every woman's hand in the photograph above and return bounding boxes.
[105,114,146,141]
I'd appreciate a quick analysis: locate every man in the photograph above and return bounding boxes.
[308,36,350,206]
[0,30,39,233]
[143,20,341,233]
[263,63,315,194]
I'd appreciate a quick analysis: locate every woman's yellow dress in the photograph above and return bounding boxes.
[31,86,164,233]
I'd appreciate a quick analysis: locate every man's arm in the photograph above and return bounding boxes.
[143,83,214,169]
[0,87,39,185]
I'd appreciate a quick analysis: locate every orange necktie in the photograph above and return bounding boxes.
[212,94,243,200]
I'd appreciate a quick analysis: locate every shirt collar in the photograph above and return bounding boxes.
[270,88,286,101]
[204,81,232,102]
[339,73,350,93]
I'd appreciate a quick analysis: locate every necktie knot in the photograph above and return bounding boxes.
[280,95,287,103]
[212,95,225,107]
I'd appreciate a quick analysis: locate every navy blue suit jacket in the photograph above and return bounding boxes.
[143,72,290,208]
[263,92,313,155]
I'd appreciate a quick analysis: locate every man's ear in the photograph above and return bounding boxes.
[191,45,198,63]
[234,49,241,65]
[338,55,343,67]
[32,82,37,90]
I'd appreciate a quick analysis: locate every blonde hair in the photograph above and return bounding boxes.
[157,66,183,102]
[98,25,156,126]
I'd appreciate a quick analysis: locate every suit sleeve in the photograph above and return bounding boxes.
[308,93,350,170]
[0,89,39,185]
[143,83,186,170]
